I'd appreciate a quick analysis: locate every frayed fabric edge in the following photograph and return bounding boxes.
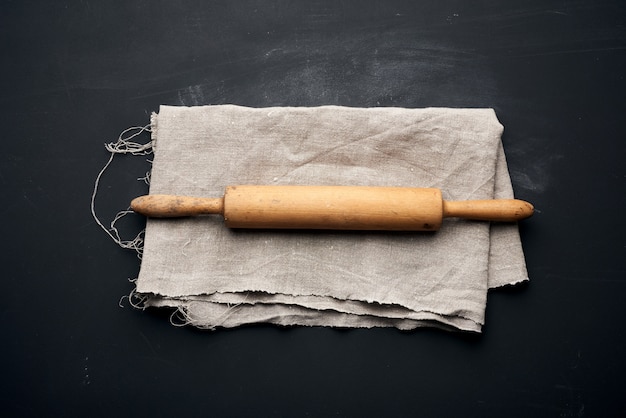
[144,296,483,333]
[91,124,153,258]
[92,124,154,313]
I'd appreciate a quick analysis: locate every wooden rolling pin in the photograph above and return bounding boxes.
[130,185,533,231]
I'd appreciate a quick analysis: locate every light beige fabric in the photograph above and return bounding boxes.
[136,105,528,332]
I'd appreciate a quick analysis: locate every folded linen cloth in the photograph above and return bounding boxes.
[136,105,528,332]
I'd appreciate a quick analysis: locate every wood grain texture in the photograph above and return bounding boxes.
[223,185,443,230]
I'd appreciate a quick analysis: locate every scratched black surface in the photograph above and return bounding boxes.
[2,1,625,416]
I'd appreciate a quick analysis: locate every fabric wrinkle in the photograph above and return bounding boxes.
[129,105,529,332]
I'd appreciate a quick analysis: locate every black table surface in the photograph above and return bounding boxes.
[3,1,625,416]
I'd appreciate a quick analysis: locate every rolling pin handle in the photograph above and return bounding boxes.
[442,199,534,222]
[130,195,224,218]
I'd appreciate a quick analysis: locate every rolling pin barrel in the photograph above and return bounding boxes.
[223,185,443,231]
[130,185,533,231]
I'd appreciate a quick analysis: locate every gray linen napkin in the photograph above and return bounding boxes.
[136,105,528,332]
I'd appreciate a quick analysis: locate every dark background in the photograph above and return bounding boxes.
[2,1,625,416]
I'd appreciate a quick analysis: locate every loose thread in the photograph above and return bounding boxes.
[209,298,247,330]
[180,297,249,330]
[91,124,152,257]
[118,284,149,309]
[170,307,193,327]
[104,125,153,155]
[204,303,241,330]
[137,169,151,185]
[111,209,146,257]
